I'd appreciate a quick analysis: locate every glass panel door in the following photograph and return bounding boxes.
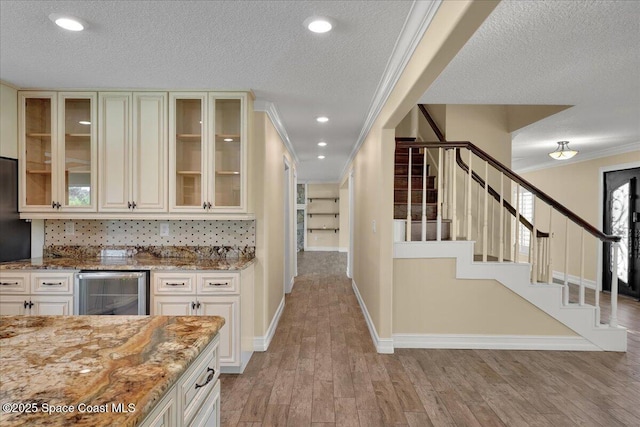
[24,96,54,207]
[214,98,241,207]
[62,97,93,208]
[175,98,203,207]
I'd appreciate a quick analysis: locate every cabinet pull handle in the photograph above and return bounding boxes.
[24,301,29,309]
[1,282,19,286]
[128,201,132,209]
[210,282,228,287]
[132,201,137,209]
[203,203,207,210]
[166,282,185,287]
[194,368,215,389]
[52,201,57,209]
[29,301,34,309]
[197,301,201,309]
[207,202,212,209]
[42,282,63,286]
[191,301,197,310]
[56,202,61,209]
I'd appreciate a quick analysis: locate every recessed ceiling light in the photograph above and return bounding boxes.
[78,121,91,125]
[318,155,326,160]
[317,142,327,147]
[316,116,329,123]
[224,138,233,142]
[49,14,85,31]
[305,17,334,34]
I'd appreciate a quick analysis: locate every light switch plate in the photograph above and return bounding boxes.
[65,221,74,235]
[160,223,170,236]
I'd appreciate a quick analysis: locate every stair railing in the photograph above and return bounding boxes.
[396,139,622,329]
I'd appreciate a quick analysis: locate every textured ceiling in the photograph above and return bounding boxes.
[0,0,414,182]
[421,0,640,172]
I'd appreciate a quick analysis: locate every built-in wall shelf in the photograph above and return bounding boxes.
[307,213,339,218]
[26,133,51,138]
[308,228,339,233]
[176,134,202,140]
[308,197,339,202]
[176,171,202,175]
[216,171,240,175]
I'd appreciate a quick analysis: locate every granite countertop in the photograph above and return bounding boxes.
[0,256,255,271]
[0,315,224,427]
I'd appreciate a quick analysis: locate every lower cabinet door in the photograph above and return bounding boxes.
[153,296,195,315]
[31,296,73,315]
[0,297,29,315]
[198,296,239,366]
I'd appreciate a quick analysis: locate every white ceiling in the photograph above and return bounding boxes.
[421,0,640,172]
[0,0,417,182]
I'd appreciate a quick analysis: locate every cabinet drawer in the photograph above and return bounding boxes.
[31,272,73,294]
[0,272,30,294]
[153,272,196,294]
[197,273,239,294]
[180,334,220,426]
[190,379,220,427]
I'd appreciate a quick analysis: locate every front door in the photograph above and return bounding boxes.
[602,167,640,299]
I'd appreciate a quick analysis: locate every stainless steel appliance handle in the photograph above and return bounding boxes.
[76,272,146,280]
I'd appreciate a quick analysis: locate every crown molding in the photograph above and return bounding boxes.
[514,141,640,174]
[339,0,442,181]
[254,100,299,165]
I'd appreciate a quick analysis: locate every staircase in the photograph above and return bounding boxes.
[391,105,628,352]
[394,144,450,241]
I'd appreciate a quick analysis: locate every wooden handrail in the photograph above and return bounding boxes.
[396,140,620,243]
[418,105,445,142]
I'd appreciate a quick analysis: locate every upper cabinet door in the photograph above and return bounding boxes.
[98,92,132,211]
[57,92,97,212]
[210,93,246,212]
[132,92,168,212]
[19,92,58,211]
[169,93,207,212]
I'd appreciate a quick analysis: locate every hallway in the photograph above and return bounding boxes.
[220,252,640,426]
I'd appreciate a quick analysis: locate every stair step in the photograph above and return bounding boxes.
[394,204,437,220]
[395,164,428,176]
[394,189,437,204]
[395,175,436,189]
[406,220,451,241]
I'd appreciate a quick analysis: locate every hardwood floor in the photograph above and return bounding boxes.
[220,252,640,426]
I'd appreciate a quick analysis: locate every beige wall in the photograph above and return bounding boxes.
[251,111,295,337]
[521,152,640,283]
[345,1,499,341]
[339,182,349,251]
[306,183,340,249]
[393,258,575,335]
[1,82,18,158]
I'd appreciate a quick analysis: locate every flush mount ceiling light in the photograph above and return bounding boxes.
[49,13,85,31]
[318,155,326,160]
[78,120,91,125]
[316,116,329,123]
[224,138,234,142]
[548,141,578,160]
[317,142,327,147]
[304,17,334,33]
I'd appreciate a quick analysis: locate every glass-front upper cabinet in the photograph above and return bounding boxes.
[20,92,97,212]
[170,92,248,213]
[170,93,206,211]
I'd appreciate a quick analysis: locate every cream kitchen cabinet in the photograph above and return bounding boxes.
[0,271,74,315]
[19,92,97,212]
[98,92,168,212]
[151,265,253,373]
[169,92,248,214]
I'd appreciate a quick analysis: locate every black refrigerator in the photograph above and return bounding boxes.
[0,157,31,261]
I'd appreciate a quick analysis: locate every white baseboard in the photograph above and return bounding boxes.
[351,279,394,354]
[220,351,254,374]
[393,333,601,351]
[552,271,597,290]
[338,247,348,253]
[253,296,285,352]
[305,246,340,252]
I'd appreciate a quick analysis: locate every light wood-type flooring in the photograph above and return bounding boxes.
[220,252,640,426]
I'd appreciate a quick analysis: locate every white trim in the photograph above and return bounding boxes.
[515,142,640,174]
[254,100,299,165]
[287,276,295,294]
[393,334,600,351]
[220,351,253,374]
[351,279,394,354]
[339,0,442,180]
[253,296,285,352]
[552,271,597,290]
[597,161,640,294]
[338,247,348,253]
[305,246,340,252]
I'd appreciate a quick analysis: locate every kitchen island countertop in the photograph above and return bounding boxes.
[0,315,224,426]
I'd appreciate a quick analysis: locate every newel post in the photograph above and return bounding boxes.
[609,241,619,327]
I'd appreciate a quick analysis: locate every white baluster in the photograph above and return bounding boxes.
[491,192,495,257]
[610,242,619,327]
[421,148,427,241]
[442,149,448,220]
[595,251,601,325]
[477,183,481,244]
[451,148,457,241]
[482,161,489,262]
[531,195,538,283]
[579,229,585,306]
[547,205,553,284]
[514,184,520,261]
[406,147,412,242]
[466,150,473,240]
[563,216,569,306]
[499,172,504,262]
[437,147,443,241]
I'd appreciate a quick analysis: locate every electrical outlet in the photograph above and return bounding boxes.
[160,223,170,236]
[65,221,74,235]
[372,220,376,233]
